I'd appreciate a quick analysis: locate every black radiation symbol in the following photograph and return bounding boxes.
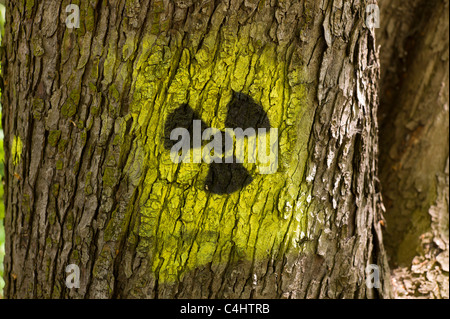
[164,91,272,195]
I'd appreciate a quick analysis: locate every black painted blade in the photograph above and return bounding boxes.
[205,161,253,195]
[164,103,209,150]
[225,91,271,132]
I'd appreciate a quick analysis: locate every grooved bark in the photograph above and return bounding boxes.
[2,0,391,299]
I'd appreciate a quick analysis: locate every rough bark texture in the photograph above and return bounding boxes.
[377,0,449,298]
[2,0,391,299]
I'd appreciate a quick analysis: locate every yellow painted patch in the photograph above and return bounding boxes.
[124,28,316,282]
[11,136,23,166]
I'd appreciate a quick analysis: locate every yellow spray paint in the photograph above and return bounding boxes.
[118,27,316,283]
[11,136,23,166]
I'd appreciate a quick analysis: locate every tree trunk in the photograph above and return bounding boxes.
[2,0,391,299]
[377,0,449,298]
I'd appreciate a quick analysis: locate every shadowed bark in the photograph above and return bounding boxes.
[377,0,449,298]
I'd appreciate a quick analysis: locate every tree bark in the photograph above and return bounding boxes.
[2,0,391,299]
[377,0,449,298]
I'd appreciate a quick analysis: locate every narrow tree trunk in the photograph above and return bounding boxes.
[2,0,391,299]
[377,0,449,298]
